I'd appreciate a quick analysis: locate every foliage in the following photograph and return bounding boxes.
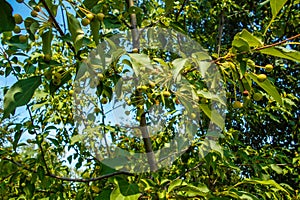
[0,0,299,199]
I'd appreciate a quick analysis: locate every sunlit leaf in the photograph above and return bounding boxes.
[259,46,300,63]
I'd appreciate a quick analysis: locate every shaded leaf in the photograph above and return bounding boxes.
[3,76,42,119]
[0,0,15,33]
[42,29,53,55]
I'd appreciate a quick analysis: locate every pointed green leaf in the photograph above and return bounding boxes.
[0,0,15,33]
[67,12,84,53]
[270,0,288,18]
[248,73,282,105]
[259,46,300,63]
[3,76,42,119]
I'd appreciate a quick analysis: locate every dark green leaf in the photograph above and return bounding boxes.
[42,30,53,55]
[0,0,15,33]
[3,76,42,119]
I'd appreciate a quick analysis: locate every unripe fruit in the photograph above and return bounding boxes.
[44,54,51,62]
[257,74,267,82]
[233,101,243,108]
[247,59,256,68]
[253,93,263,101]
[81,18,90,26]
[86,13,94,21]
[265,64,273,72]
[191,113,197,119]
[132,48,139,53]
[13,25,21,34]
[100,97,108,104]
[162,90,171,97]
[141,85,148,91]
[19,35,27,43]
[16,0,24,3]
[53,72,62,80]
[242,90,249,96]
[14,14,23,24]
[96,13,105,21]
[34,6,41,12]
[94,107,101,113]
[125,110,130,115]
[68,90,74,96]
[97,73,104,79]
[31,10,38,17]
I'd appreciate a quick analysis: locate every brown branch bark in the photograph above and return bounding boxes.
[126,0,158,172]
[40,0,76,56]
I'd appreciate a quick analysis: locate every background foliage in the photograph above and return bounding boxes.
[0,0,299,199]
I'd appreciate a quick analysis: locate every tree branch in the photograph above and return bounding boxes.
[40,0,76,55]
[3,158,134,182]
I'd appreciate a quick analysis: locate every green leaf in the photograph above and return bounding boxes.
[110,178,141,200]
[90,19,100,45]
[180,183,210,197]
[199,104,225,129]
[238,29,263,47]
[24,17,39,41]
[259,46,300,63]
[270,164,283,174]
[172,58,187,80]
[3,76,42,119]
[0,0,15,33]
[128,53,152,76]
[264,0,288,34]
[248,73,282,105]
[238,179,289,194]
[168,179,187,193]
[232,36,250,52]
[67,12,84,53]
[42,30,53,55]
[270,0,288,18]
[6,35,28,51]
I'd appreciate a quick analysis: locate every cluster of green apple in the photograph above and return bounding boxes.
[81,12,105,26]
[13,1,43,43]
[233,64,274,109]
